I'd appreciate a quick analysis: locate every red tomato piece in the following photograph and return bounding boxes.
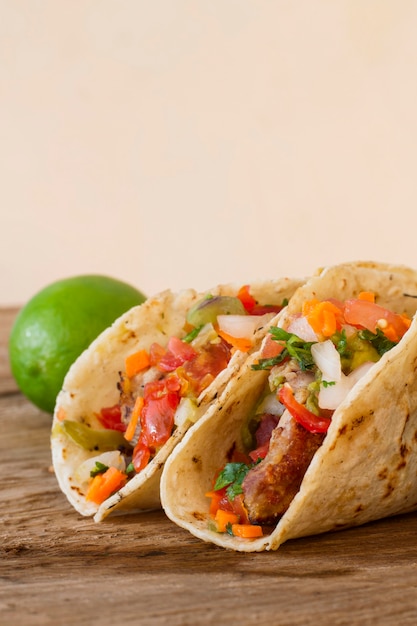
[141,388,180,448]
[344,299,411,342]
[132,439,151,473]
[180,341,231,396]
[229,493,250,525]
[251,304,284,315]
[237,284,257,313]
[157,336,198,372]
[249,441,270,462]
[97,404,126,432]
[149,342,166,367]
[260,334,285,360]
[278,385,331,434]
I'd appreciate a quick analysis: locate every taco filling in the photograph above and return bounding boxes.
[206,292,412,539]
[55,286,286,508]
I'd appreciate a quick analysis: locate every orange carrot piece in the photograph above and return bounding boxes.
[231,523,263,538]
[205,490,222,517]
[86,466,127,504]
[124,396,144,442]
[215,509,239,532]
[305,300,343,338]
[216,329,252,352]
[125,349,150,378]
[301,298,320,317]
[358,291,375,303]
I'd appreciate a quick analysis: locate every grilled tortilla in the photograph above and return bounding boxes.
[160,261,417,551]
[51,278,301,521]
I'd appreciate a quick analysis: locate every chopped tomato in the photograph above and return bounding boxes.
[344,299,411,343]
[149,342,166,367]
[249,442,269,462]
[141,392,179,447]
[278,384,331,434]
[157,336,198,372]
[237,284,257,313]
[132,439,152,473]
[180,341,231,396]
[251,304,284,315]
[96,404,126,432]
[260,334,285,360]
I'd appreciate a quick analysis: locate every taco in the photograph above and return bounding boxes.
[51,279,301,521]
[160,261,417,551]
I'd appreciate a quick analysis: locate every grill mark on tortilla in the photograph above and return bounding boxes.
[384,482,395,498]
[378,467,388,480]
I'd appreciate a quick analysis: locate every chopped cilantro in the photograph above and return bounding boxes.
[125,462,135,474]
[322,380,336,388]
[90,461,109,477]
[225,522,234,536]
[331,329,351,358]
[252,327,315,371]
[182,325,203,343]
[214,462,253,500]
[358,328,397,356]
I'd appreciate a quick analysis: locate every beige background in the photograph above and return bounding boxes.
[1,1,417,306]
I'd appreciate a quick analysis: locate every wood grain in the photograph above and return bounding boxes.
[2,308,417,625]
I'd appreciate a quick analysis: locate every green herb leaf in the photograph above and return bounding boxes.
[322,380,336,388]
[358,328,398,356]
[182,325,203,343]
[90,461,109,477]
[252,327,316,372]
[214,462,253,500]
[125,462,135,474]
[332,329,351,358]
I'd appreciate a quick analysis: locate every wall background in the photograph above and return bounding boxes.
[1,1,417,306]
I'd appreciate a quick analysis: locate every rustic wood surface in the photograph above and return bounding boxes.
[2,307,417,625]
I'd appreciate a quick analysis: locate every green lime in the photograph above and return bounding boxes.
[9,275,146,413]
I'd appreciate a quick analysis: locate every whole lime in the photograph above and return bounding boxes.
[9,275,146,413]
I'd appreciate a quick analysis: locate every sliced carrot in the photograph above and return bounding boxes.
[216,328,252,352]
[231,523,263,538]
[205,490,224,517]
[215,509,239,532]
[125,349,150,378]
[304,300,343,338]
[86,466,127,504]
[358,291,375,303]
[124,396,144,442]
[301,298,320,318]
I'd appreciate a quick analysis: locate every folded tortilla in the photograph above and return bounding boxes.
[51,278,301,521]
[160,261,417,551]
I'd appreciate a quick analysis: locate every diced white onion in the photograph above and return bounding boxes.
[174,397,199,426]
[217,314,270,339]
[286,316,319,342]
[318,361,374,410]
[74,451,126,486]
[190,323,218,349]
[256,392,285,417]
[311,340,342,383]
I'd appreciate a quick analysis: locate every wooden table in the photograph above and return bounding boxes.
[2,308,417,625]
